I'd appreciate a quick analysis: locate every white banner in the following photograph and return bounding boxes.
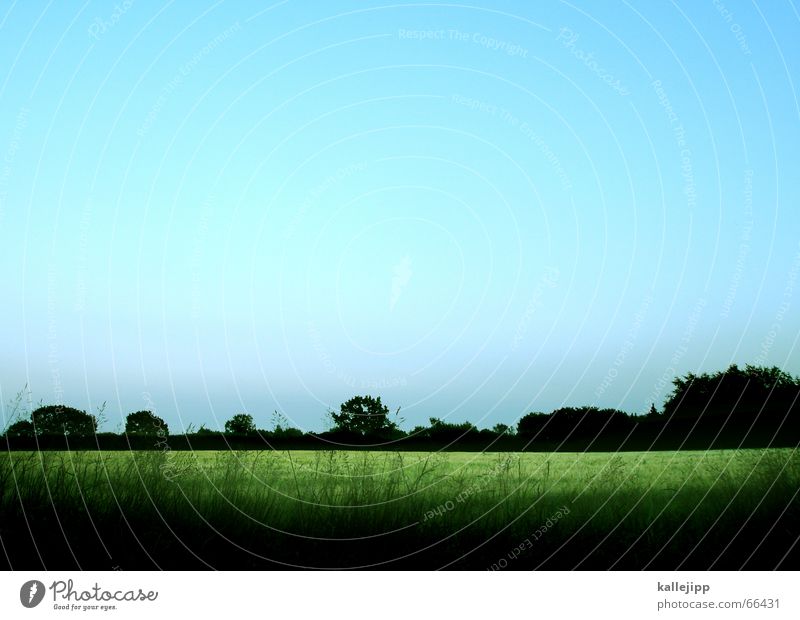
[1,571,797,619]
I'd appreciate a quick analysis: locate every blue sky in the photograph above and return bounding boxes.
[1,1,798,432]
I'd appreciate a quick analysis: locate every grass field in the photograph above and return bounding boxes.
[1,448,798,569]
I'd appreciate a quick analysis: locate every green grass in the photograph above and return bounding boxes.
[1,449,798,569]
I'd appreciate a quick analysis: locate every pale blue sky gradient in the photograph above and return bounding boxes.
[1,1,799,432]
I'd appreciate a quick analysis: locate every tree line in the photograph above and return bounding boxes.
[3,364,799,450]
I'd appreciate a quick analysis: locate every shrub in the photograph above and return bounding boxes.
[224,413,256,435]
[331,395,397,437]
[663,364,800,419]
[4,419,35,438]
[31,405,97,436]
[125,410,169,436]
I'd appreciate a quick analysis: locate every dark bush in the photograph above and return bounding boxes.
[4,419,35,438]
[663,364,800,419]
[517,407,632,441]
[125,410,169,436]
[425,417,478,442]
[331,396,398,438]
[224,413,256,435]
[31,405,97,436]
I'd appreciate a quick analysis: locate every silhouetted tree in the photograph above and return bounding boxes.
[409,424,429,437]
[662,364,800,419]
[516,412,549,437]
[270,425,304,438]
[4,419,35,438]
[224,413,256,435]
[31,405,97,436]
[196,424,218,435]
[331,396,397,437]
[426,417,477,441]
[125,410,168,436]
[492,423,515,436]
[269,410,304,438]
[517,407,631,440]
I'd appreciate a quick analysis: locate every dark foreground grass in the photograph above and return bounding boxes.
[1,449,798,569]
